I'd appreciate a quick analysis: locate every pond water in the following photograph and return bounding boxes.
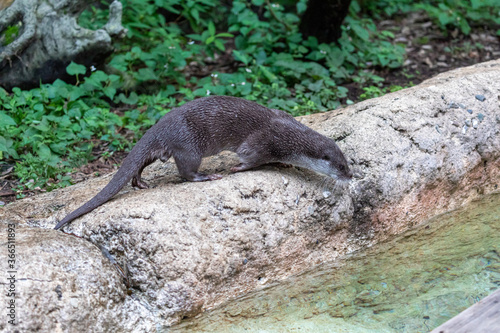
[169,193,500,333]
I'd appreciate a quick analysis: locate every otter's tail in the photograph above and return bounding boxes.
[54,156,142,230]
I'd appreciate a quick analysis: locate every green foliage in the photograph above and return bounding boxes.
[78,0,406,113]
[176,0,406,113]
[417,0,500,35]
[0,68,172,191]
[0,23,21,46]
[187,21,234,56]
[361,0,415,18]
[359,84,405,100]
[364,0,500,35]
[3,0,498,194]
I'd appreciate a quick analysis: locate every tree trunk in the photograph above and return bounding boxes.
[0,0,127,91]
[299,0,352,43]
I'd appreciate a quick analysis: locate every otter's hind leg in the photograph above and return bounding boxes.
[131,155,163,189]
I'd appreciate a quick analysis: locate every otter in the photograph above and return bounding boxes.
[55,96,352,230]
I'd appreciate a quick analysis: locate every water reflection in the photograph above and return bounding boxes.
[170,193,500,332]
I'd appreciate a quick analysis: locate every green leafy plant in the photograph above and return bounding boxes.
[359,84,405,100]
[0,23,21,46]
[187,21,234,56]
[8,0,495,195]
[362,0,500,35]
[417,0,500,35]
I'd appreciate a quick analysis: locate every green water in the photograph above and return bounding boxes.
[170,193,500,333]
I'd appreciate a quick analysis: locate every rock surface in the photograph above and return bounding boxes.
[0,227,127,332]
[1,59,499,332]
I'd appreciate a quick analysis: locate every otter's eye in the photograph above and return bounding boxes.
[322,155,330,161]
[338,165,345,171]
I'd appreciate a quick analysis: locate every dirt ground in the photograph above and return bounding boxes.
[1,11,499,205]
[348,11,500,100]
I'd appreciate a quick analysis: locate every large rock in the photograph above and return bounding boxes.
[0,227,131,332]
[1,60,499,331]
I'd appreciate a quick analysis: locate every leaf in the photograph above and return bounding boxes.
[0,87,7,99]
[69,87,86,101]
[0,136,18,159]
[240,27,251,36]
[377,54,389,67]
[33,103,44,112]
[214,39,225,51]
[239,82,252,95]
[232,1,246,14]
[255,50,267,65]
[90,70,108,82]
[459,18,471,35]
[68,107,82,119]
[210,85,226,95]
[336,86,349,98]
[215,33,234,38]
[117,92,139,105]
[206,35,215,45]
[0,136,11,151]
[85,71,108,89]
[438,12,452,26]
[190,8,200,23]
[296,1,307,14]
[107,74,121,83]
[36,117,51,132]
[66,62,87,76]
[136,68,158,81]
[208,21,216,36]
[193,88,207,96]
[50,142,68,155]
[186,33,203,41]
[307,80,323,92]
[350,0,361,13]
[45,80,62,98]
[258,65,276,81]
[233,50,250,65]
[0,112,16,127]
[104,87,117,100]
[47,154,61,167]
[83,77,103,90]
[131,46,143,58]
[351,23,370,41]
[326,48,345,68]
[37,143,52,161]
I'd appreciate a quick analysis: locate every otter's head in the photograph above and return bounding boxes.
[296,137,352,181]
